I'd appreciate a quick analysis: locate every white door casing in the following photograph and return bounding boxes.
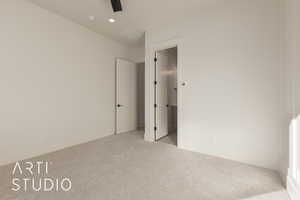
[144,38,182,145]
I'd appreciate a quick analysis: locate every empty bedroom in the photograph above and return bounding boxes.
[0,0,299,200]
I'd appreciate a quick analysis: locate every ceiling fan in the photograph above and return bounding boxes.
[111,0,123,12]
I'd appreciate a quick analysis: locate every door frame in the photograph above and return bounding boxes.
[147,38,183,147]
[288,115,300,200]
[115,57,138,135]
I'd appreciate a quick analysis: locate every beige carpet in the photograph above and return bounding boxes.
[158,133,177,145]
[241,190,290,200]
[0,131,285,200]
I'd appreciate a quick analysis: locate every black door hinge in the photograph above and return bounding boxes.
[154,58,157,62]
[154,126,157,131]
[154,104,157,108]
[154,81,157,85]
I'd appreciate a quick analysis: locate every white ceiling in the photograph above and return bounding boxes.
[28,0,220,47]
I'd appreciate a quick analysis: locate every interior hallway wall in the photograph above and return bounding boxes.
[165,48,178,133]
[166,48,177,107]
[0,0,139,166]
[145,0,284,170]
[137,63,145,129]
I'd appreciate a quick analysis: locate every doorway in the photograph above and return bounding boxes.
[115,58,145,135]
[115,58,138,134]
[154,47,178,145]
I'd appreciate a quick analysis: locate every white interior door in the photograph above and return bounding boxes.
[155,51,169,140]
[116,59,138,134]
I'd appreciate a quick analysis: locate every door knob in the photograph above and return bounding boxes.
[181,81,187,86]
[117,104,123,107]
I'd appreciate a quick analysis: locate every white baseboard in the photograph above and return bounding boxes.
[287,175,300,200]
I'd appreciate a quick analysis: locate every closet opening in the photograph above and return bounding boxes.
[154,47,178,146]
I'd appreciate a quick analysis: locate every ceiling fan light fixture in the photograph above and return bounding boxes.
[108,18,116,23]
[111,0,122,12]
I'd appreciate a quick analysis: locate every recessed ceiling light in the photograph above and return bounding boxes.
[88,16,95,21]
[108,18,115,23]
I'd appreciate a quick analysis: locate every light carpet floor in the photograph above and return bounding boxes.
[241,190,290,200]
[0,131,285,200]
[158,133,177,146]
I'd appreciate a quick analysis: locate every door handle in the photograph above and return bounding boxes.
[117,104,123,107]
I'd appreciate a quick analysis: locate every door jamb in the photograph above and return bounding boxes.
[148,38,182,147]
[114,58,118,135]
[115,57,138,135]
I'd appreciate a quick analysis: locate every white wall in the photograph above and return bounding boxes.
[278,0,290,184]
[145,0,284,170]
[286,0,300,198]
[130,46,146,63]
[0,0,138,166]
